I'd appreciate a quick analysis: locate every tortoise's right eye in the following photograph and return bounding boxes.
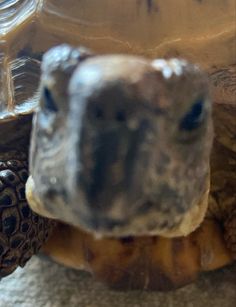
[43,87,58,112]
[179,98,205,131]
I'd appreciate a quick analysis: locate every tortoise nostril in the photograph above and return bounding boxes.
[115,110,126,122]
[94,106,104,119]
[91,106,127,122]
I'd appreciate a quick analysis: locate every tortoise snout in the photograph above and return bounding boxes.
[77,111,156,216]
[65,74,164,235]
[85,81,144,126]
[69,91,157,233]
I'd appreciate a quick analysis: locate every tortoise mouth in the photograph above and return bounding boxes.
[69,183,210,239]
[81,191,208,238]
[26,173,210,239]
[27,169,210,238]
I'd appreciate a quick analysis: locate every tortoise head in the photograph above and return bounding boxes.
[26,45,213,238]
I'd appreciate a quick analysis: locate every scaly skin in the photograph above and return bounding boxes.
[0,151,55,278]
[40,218,233,291]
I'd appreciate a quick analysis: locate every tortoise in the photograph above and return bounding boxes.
[25,44,236,291]
[0,0,235,290]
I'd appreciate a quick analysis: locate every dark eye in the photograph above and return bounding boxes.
[179,98,205,131]
[43,87,58,112]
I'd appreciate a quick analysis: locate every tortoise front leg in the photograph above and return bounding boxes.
[0,152,55,278]
[41,218,233,291]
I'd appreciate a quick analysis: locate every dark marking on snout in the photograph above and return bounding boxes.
[79,111,155,217]
[87,130,120,205]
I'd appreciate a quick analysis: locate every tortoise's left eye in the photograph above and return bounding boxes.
[179,98,205,131]
[43,87,58,112]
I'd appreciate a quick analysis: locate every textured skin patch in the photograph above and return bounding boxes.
[0,152,55,278]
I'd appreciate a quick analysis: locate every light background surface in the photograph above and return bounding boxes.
[0,257,235,307]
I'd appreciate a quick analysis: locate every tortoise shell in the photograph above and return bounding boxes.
[0,0,235,116]
[0,98,55,278]
[1,0,235,288]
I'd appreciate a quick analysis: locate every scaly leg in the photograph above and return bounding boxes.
[42,218,233,291]
[0,151,55,278]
